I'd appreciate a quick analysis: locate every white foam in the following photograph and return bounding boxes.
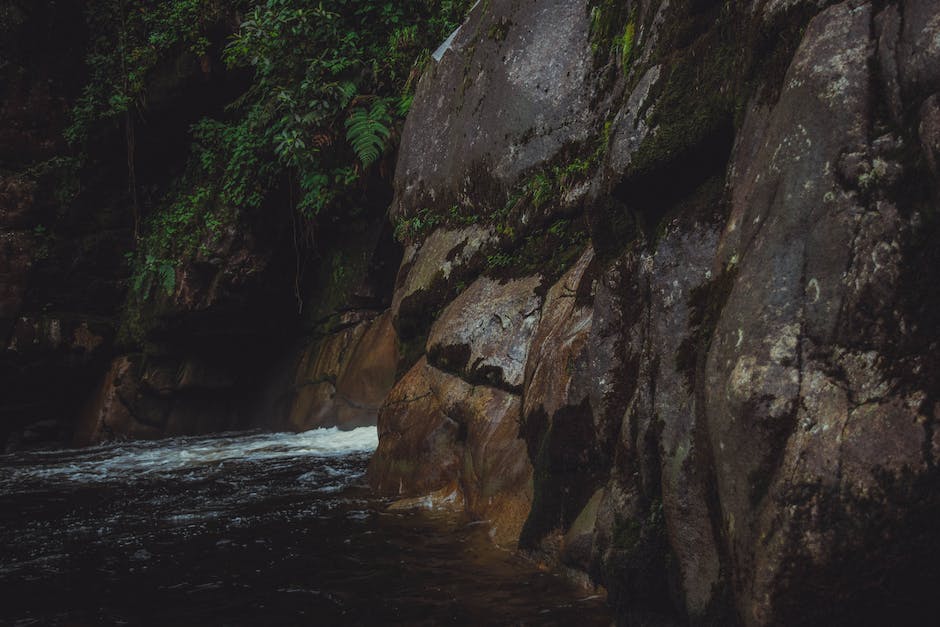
[0,427,378,486]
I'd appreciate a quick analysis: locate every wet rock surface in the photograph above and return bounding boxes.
[369,355,533,548]
[369,0,940,624]
[427,274,542,392]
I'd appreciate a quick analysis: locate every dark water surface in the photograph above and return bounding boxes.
[0,428,611,626]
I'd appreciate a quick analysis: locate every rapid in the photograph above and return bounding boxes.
[0,428,611,625]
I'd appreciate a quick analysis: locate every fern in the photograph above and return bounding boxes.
[528,172,554,208]
[397,92,414,117]
[345,100,392,167]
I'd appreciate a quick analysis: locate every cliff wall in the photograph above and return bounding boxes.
[367,0,940,624]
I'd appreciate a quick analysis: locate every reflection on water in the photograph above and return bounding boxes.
[0,428,611,625]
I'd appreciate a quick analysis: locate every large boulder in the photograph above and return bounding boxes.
[392,225,495,368]
[368,356,463,496]
[704,3,940,623]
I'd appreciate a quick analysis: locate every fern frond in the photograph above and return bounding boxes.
[397,93,414,117]
[345,100,391,167]
[337,81,357,107]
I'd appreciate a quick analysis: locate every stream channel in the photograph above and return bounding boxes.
[0,427,612,625]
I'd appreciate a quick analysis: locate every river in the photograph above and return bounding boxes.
[0,428,612,625]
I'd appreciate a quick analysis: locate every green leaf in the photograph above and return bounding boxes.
[345,100,392,167]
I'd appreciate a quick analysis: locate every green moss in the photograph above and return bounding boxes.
[527,172,554,209]
[485,251,512,268]
[609,499,667,564]
[619,19,636,70]
[483,216,589,287]
[588,0,633,65]
[627,39,736,182]
[394,207,446,243]
[396,332,429,378]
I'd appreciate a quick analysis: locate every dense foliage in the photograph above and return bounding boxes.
[70,0,473,298]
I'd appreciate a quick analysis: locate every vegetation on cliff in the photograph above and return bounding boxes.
[67,0,473,306]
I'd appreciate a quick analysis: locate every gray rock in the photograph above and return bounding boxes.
[427,274,542,391]
[393,0,601,219]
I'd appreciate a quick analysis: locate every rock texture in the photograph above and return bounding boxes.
[427,274,541,391]
[393,0,602,220]
[368,0,940,624]
[369,355,532,547]
[74,353,241,445]
[286,311,398,431]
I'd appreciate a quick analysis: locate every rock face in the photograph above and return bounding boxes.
[393,0,601,220]
[369,355,532,547]
[286,311,399,431]
[427,274,541,391]
[74,353,245,445]
[368,0,940,624]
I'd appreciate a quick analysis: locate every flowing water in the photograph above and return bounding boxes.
[0,428,612,626]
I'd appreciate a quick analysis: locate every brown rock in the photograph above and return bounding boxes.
[431,366,532,547]
[523,248,594,422]
[333,311,399,428]
[368,357,462,496]
[287,311,398,430]
[177,358,235,391]
[74,357,160,445]
[518,248,602,549]
[369,354,533,547]
[287,324,363,431]
[392,226,496,368]
[427,274,542,391]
